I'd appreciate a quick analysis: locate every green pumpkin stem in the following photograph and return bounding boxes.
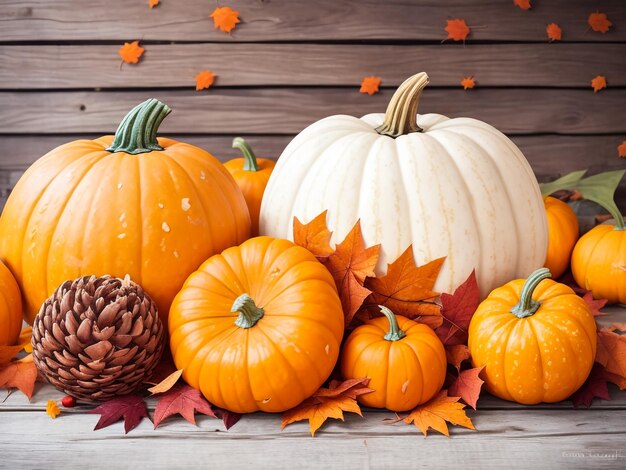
[379,305,406,341]
[106,98,171,155]
[510,268,552,319]
[375,72,429,138]
[232,137,260,172]
[232,294,265,329]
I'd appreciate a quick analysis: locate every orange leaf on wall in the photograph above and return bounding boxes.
[514,0,531,10]
[618,141,626,158]
[360,76,381,95]
[444,19,470,42]
[210,6,240,33]
[195,70,216,91]
[588,12,612,33]
[118,40,145,64]
[591,75,607,93]
[546,23,562,41]
[461,76,475,90]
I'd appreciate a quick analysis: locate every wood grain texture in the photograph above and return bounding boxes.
[2,43,626,89]
[1,88,625,135]
[1,0,625,42]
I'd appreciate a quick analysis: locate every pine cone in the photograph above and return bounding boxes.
[32,275,165,401]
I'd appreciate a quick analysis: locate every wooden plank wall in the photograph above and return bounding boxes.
[0,0,625,210]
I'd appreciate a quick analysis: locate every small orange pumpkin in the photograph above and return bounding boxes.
[224,138,275,237]
[169,236,344,413]
[468,268,596,404]
[543,196,579,278]
[340,306,446,411]
[0,260,22,346]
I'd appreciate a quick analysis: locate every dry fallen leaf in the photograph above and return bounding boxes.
[360,76,382,96]
[436,270,479,346]
[570,364,613,408]
[153,384,217,428]
[210,6,240,33]
[514,0,531,10]
[147,368,183,395]
[0,345,23,366]
[0,355,38,400]
[281,378,373,436]
[595,327,626,378]
[446,344,471,372]
[18,326,33,353]
[118,40,145,64]
[90,395,149,434]
[148,0,159,8]
[448,366,485,410]
[195,70,216,91]
[546,23,562,41]
[588,12,612,33]
[444,19,470,42]
[582,292,608,316]
[46,400,60,419]
[619,141,626,158]
[402,390,475,437]
[591,75,607,93]
[461,76,475,90]
[293,211,334,258]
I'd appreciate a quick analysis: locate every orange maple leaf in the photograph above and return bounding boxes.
[210,6,240,33]
[448,366,485,410]
[546,23,562,41]
[588,12,612,33]
[591,75,607,93]
[446,344,471,372]
[618,141,626,158]
[281,378,373,436]
[148,0,159,8]
[324,221,380,326]
[401,390,475,437]
[514,0,531,10]
[293,211,334,258]
[461,76,475,90]
[444,19,470,42]
[195,70,216,91]
[47,400,60,419]
[595,327,626,377]
[0,345,23,366]
[363,248,444,328]
[18,326,32,353]
[118,40,144,64]
[360,76,382,95]
[0,355,38,400]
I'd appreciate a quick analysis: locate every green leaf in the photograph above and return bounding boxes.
[539,170,587,197]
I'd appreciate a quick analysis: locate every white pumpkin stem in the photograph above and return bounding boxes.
[375,72,430,138]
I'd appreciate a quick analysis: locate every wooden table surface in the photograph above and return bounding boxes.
[2,307,625,470]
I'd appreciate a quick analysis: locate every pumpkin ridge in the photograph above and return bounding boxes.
[399,338,427,404]
[524,319,546,402]
[495,317,519,402]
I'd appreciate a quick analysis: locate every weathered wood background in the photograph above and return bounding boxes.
[0,0,625,210]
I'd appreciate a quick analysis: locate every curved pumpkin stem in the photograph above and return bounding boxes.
[232,137,260,172]
[106,98,171,155]
[375,72,429,138]
[510,268,552,319]
[379,305,406,341]
[232,294,265,329]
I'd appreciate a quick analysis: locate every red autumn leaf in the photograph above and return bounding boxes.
[293,211,334,258]
[591,75,607,93]
[446,344,471,372]
[460,76,475,90]
[210,6,240,33]
[546,23,562,41]
[588,12,612,33]
[582,292,608,316]
[444,19,470,42]
[214,408,242,430]
[195,70,216,91]
[360,76,382,96]
[90,395,149,434]
[401,390,475,437]
[153,384,217,428]
[363,248,444,328]
[281,378,373,436]
[436,270,479,346]
[448,366,485,410]
[570,364,612,408]
[0,355,38,400]
[514,0,531,10]
[618,141,626,158]
[595,327,626,377]
[148,0,159,8]
[324,221,380,326]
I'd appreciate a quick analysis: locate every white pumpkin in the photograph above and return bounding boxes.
[259,73,548,296]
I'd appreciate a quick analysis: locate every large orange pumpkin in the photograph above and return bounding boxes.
[224,137,275,237]
[0,260,22,346]
[543,196,579,278]
[169,236,344,413]
[0,99,250,324]
[468,268,596,404]
[340,306,446,411]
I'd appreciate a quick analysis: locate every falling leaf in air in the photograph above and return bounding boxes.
[46,400,61,419]
[282,378,373,436]
[444,19,470,42]
[324,222,380,326]
[588,12,612,33]
[446,344,471,372]
[210,6,240,33]
[195,70,216,91]
[448,366,485,410]
[360,76,382,96]
[461,76,475,90]
[582,292,608,316]
[293,211,334,258]
[118,40,145,64]
[514,0,531,10]
[546,23,562,41]
[153,384,217,428]
[595,326,626,378]
[363,248,444,328]
[436,270,480,346]
[591,75,607,93]
[0,355,38,400]
[401,390,475,437]
[90,395,149,434]
[148,0,159,8]
[147,368,184,395]
[618,141,626,158]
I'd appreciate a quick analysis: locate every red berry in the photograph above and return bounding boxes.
[61,395,76,408]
